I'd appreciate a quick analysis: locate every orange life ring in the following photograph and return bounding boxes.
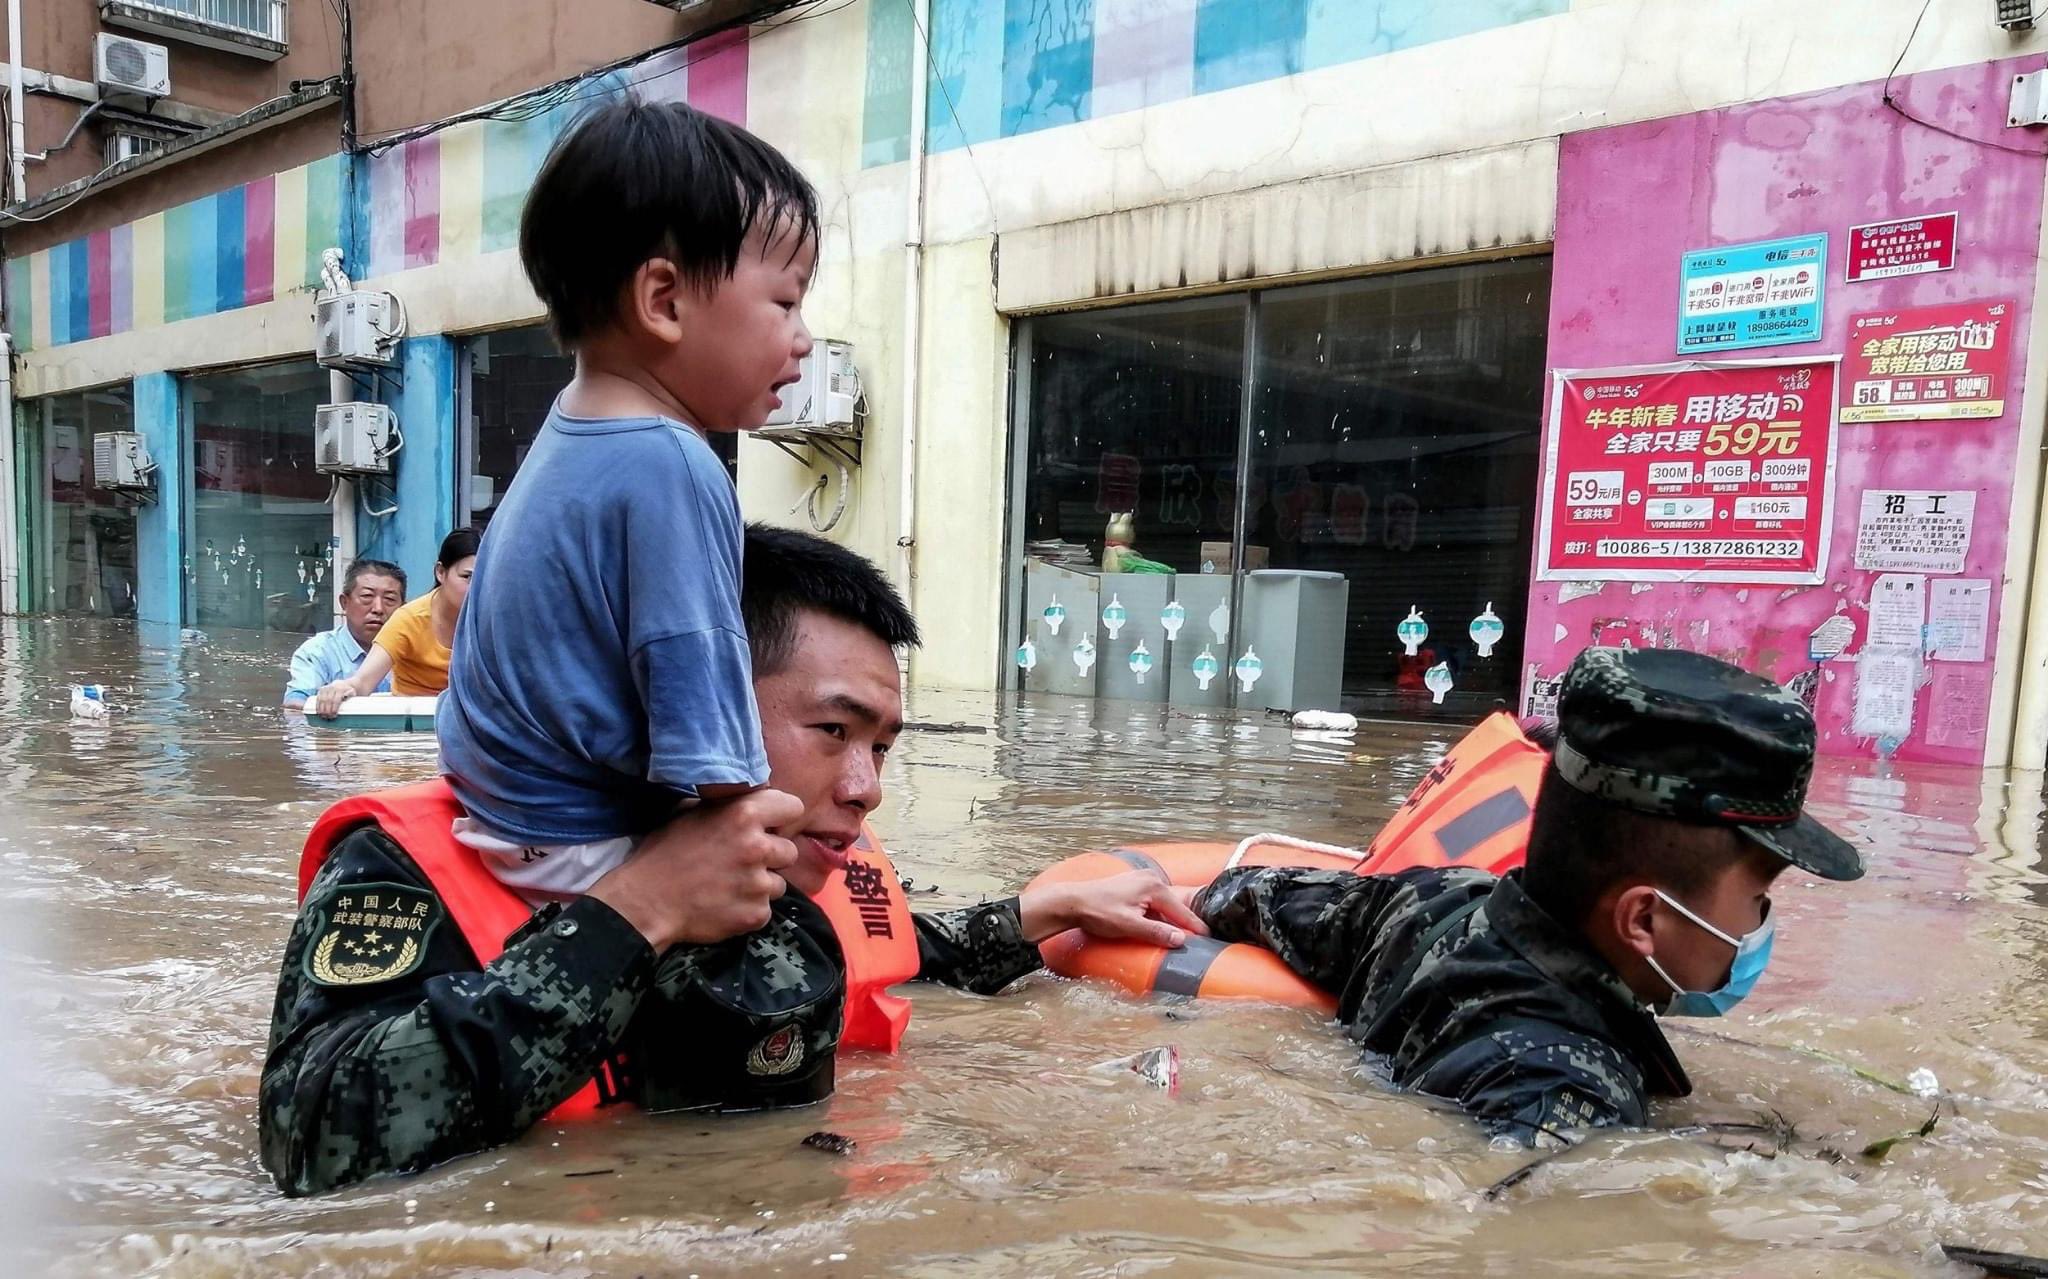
[1030,712,1547,1011]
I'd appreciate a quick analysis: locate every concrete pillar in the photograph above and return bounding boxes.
[131,372,184,626]
[355,336,458,588]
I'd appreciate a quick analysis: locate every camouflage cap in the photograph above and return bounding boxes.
[1553,647,1863,881]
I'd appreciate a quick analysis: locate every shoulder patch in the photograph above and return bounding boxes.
[303,881,443,987]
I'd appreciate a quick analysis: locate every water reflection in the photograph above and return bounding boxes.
[1,618,2043,1276]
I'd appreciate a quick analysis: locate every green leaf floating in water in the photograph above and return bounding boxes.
[1860,1108,1940,1162]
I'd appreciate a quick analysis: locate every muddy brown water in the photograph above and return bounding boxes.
[3,617,2047,1277]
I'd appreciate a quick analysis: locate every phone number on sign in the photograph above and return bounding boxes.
[1594,539,1804,559]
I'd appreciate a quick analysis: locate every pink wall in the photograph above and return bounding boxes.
[1527,58,2047,765]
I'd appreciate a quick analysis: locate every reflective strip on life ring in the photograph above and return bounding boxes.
[1030,713,1546,1010]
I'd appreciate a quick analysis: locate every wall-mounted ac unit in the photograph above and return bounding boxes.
[104,129,167,167]
[94,33,171,105]
[315,403,397,475]
[759,340,861,440]
[92,431,156,490]
[315,290,404,369]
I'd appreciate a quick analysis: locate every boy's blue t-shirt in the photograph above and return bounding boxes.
[438,407,769,845]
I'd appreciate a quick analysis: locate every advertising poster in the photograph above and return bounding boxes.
[1840,300,2012,423]
[1678,233,1827,354]
[1853,490,1976,574]
[1538,358,1841,583]
[1845,212,1958,282]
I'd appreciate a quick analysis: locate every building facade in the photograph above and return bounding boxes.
[9,0,2048,770]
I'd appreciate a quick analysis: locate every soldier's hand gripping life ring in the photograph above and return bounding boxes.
[1028,713,1547,1010]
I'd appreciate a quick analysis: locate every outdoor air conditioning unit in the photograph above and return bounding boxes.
[94,33,171,106]
[315,402,398,475]
[760,340,861,440]
[92,431,156,490]
[104,129,167,167]
[316,290,404,369]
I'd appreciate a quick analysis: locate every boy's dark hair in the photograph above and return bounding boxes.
[341,558,406,595]
[1520,764,1747,928]
[741,523,919,677]
[519,97,820,346]
[437,527,481,569]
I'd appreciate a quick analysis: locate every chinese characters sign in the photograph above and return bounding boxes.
[1845,212,1957,282]
[1841,300,2012,423]
[1678,233,1827,354]
[1539,359,1840,584]
[1854,489,1976,574]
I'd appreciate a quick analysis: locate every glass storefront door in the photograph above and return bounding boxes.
[462,324,736,530]
[1010,255,1553,719]
[187,361,333,635]
[1013,297,1247,703]
[1246,261,1552,717]
[18,385,139,617]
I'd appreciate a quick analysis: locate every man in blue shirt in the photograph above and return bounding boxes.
[283,559,405,709]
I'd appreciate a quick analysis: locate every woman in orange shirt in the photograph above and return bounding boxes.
[311,528,478,715]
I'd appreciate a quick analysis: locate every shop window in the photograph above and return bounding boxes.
[18,385,139,617]
[188,361,331,634]
[1014,296,1246,705]
[1247,261,1552,716]
[1011,256,1552,719]
[464,325,735,530]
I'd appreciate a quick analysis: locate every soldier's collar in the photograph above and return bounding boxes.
[1486,873,1693,1099]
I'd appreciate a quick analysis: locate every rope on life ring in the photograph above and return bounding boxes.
[1222,832,1367,873]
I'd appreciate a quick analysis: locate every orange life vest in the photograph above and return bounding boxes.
[299,779,920,1119]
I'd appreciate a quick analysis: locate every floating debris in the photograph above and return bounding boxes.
[1091,1045,1181,1095]
[1860,1107,1940,1163]
[801,1131,857,1156]
[1941,1245,2048,1278]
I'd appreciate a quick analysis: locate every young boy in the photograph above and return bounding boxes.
[1191,647,1865,1145]
[437,97,818,908]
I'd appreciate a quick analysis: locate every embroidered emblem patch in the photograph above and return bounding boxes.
[746,1025,806,1077]
[304,881,441,987]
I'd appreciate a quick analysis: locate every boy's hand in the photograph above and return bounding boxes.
[1019,870,1212,949]
[587,788,803,951]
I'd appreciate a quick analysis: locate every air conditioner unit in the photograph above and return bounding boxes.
[315,402,397,475]
[104,130,167,167]
[94,33,171,105]
[315,290,404,368]
[759,340,861,440]
[91,431,155,490]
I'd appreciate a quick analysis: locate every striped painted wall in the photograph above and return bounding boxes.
[6,154,344,352]
[4,28,751,351]
[861,0,1568,162]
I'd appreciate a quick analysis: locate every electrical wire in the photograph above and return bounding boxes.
[901,0,1000,233]
[1881,0,2048,158]
[0,84,328,223]
[355,0,829,155]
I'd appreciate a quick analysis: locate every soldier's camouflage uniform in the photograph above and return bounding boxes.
[260,826,1041,1197]
[1192,646,1866,1146]
[1194,864,1690,1145]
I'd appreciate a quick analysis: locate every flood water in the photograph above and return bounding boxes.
[4,616,2048,1276]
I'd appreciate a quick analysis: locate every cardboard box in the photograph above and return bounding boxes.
[1198,541,1269,575]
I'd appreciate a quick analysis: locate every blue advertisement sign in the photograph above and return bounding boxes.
[1678,233,1827,354]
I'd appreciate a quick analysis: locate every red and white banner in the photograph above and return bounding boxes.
[1845,212,1957,282]
[1538,358,1841,584]
[1841,300,2013,423]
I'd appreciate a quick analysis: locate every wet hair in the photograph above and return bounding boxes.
[340,558,406,596]
[741,523,919,677]
[518,97,821,346]
[1520,764,1747,929]
[437,527,481,570]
